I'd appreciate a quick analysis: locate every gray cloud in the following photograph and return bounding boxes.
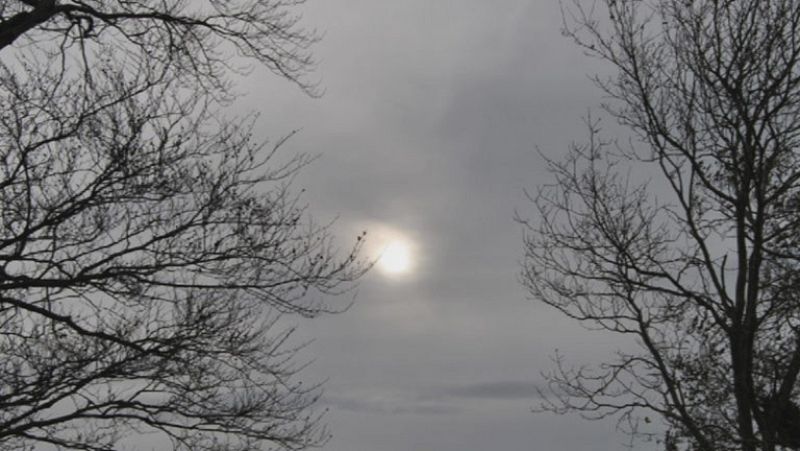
[229,0,661,450]
[323,393,460,416]
[429,381,545,401]
[322,381,545,418]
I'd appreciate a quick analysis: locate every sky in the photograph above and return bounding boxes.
[236,1,661,450]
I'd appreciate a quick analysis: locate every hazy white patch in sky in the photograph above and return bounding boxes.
[378,240,413,274]
[358,222,420,279]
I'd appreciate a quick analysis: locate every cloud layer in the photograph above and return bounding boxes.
[235,1,662,450]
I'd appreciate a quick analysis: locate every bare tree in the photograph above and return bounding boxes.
[0,1,366,450]
[521,1,800,450]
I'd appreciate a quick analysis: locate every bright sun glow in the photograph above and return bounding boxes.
[378,241,413,275]
[358,223,418,279]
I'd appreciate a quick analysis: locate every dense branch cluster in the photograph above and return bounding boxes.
[0,0,318,94]
[522,1,800,450]
[0,1,365,450]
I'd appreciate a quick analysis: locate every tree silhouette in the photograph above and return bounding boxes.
[521,1,800,450]
[0,1,366,450]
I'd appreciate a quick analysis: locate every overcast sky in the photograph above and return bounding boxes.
[237,2,661,450]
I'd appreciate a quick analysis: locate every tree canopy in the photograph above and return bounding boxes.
[522,1,800,450]
[0,1,365,450]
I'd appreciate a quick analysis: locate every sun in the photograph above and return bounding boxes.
[357,223,418,278]
[378,240,413,275]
